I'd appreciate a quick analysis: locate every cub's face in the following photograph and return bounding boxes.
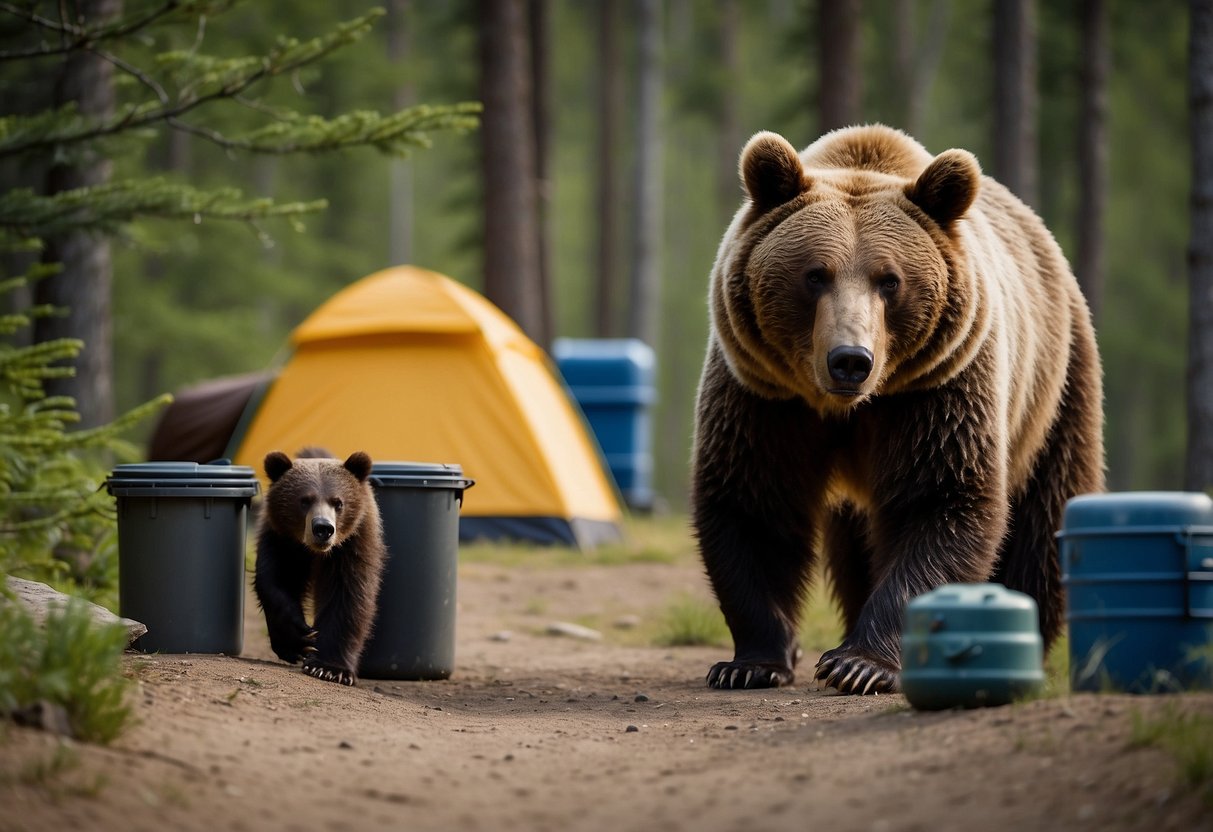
[263,451,373,554]
[712,130,979,416]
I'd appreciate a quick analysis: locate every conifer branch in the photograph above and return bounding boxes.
[0,0,191,61]
[0,179,328,240]
[0,11,385,156]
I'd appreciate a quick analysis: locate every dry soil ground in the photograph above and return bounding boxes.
[2,540,1212,832]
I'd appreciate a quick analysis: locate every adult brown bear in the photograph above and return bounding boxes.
[691,125,1104,695]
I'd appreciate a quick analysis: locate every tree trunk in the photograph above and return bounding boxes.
[992,0,1039,208]
[818,0,862,134]
[387,0,415,266]
[893,0,951,138]
[717,0,742,223]
[35,0,122,429]
[529,0,554,344]
[1187,0,1213,492]
[1076,0,1108,324]
[594,0,622,338]
[627,0,663,349]
[478,0,545,345]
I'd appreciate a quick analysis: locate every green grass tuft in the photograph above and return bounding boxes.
[0,597,133,744]
[1128,706,1213,801]
[652,595,731,647]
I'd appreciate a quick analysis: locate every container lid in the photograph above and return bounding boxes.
[552,337,656,387]
[1062,491,1213,531]
[105,461,259,497]
[907,583,1038,613]
[369,461,475,492]
[904,583,1040,635]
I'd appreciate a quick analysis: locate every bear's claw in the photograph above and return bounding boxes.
[302,660,356,686]
[814,647,898,695]
[706,660,794,689]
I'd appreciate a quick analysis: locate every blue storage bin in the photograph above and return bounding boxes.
[1058,492,1213,693]
[553,338,656,510]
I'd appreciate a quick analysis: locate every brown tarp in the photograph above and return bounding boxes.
[147,371,272,463]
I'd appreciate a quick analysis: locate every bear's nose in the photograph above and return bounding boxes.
[311,517,335,542]
[827,346,874,385]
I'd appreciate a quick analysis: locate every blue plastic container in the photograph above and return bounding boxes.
[1058,492,1213,693]
[552,338,656,510]
[900,583,1045,709]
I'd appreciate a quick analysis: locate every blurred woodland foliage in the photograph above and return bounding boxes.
[0,0,1195,520]
[0,0,477,598]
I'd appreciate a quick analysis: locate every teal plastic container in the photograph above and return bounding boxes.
[1059,492,1213,693]
[359,462,474,680]
[900,583,1045,709]
[106,462,259,654]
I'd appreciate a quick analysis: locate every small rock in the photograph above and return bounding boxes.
[634,693,650,702]
[338,741,353,750]
[625,725,639,733]
[546,621,602,641]
[11,701,72,737]
[490,630,513,642]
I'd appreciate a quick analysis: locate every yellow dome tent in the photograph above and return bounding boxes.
[227,266,623,549]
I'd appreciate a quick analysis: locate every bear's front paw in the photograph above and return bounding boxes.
[269,627,318,664]
[707,660,794,689]
[814,646,899,695]
[302,658,356,687]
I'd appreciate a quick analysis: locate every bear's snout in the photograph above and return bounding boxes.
[827,345,874,387]
[311,516,336,544]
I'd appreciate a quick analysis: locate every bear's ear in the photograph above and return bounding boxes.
[264,451,293,483]
[905,149,980,230]
[740,131,809,211]
[343,451,373,483]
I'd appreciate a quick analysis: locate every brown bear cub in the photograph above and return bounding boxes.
[254,448,386,686]
[692,125,1104,695]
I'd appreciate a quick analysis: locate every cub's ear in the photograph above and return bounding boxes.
[343,451,373,483]
[905,149,980,230]
[264,451,293,483]
[740,131,810,211]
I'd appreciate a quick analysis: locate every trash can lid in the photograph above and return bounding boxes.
[105,461,260,496]
[1062,491,1213,531]
[369,461,475,492]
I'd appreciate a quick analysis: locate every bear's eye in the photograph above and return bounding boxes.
[331,499,343,513]
[878,273,901,295]
[805,267,829,288]
[299,495,315,508]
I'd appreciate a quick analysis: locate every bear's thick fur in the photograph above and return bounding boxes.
[691,125,1104,695]
[254,448,386,686]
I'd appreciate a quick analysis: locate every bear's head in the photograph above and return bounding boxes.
[710,126,983,415]
[262,450,375,554]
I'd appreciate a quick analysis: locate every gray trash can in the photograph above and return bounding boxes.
[360,462,474,680]
[105,462,259,654]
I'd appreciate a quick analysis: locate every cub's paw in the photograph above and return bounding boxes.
[302,659,356,687]
[707,660,794,689]
[814,646,898,695]
[270,627,318,664]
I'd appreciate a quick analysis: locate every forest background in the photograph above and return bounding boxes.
[2,0,1195,513]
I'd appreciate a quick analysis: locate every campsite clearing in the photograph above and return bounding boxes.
[2,522,1212,832]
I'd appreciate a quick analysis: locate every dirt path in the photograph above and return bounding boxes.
[3,555,1212,832]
